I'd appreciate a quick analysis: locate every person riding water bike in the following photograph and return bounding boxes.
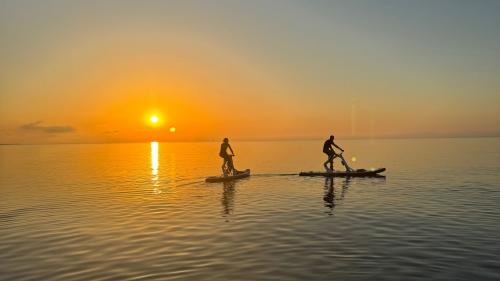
[219,138,241,176]
[323,135,353,172]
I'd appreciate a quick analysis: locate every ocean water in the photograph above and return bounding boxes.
[1,138,499,281]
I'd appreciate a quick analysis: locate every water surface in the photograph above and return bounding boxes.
[1,138,499,280]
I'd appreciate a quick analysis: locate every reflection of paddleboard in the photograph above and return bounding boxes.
[299,168,386,177]
[205,169,251,183]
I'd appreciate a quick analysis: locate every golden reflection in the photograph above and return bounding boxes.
[221,181,235,221]
[151,141,160,193]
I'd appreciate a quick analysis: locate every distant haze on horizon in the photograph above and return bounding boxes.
[1,0,499,144]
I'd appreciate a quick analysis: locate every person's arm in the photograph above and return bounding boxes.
[333,142,344,152]
[228,144,235,155]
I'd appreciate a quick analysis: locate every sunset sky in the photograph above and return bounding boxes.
[1,0,499,144]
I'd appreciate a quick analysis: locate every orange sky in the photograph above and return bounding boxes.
[1,1,499,144]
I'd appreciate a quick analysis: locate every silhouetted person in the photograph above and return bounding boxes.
[219,138,239,176]
[323,135,344,171]
[323,135,354,172]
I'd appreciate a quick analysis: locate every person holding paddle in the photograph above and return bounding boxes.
[323,135,353,172]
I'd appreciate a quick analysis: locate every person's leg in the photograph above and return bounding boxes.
[324,152,334,172]
[329,153,336,171]
[222,157,229,176]
[323,153,331,171]
[227,156,235,175]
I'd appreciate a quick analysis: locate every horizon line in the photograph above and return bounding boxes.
[2,134,499,146]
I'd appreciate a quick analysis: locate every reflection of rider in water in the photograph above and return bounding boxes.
[221,181,235,219]
[323,178,335,212]
[340,178,351,200]
[323,178,351,215]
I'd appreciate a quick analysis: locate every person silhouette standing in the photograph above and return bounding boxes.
[219,138,238,176]
[323,135,344,172]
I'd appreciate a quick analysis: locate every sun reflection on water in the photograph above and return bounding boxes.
[151,141,161,193]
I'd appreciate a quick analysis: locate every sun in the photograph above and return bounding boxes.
[145,112,166,128]
[150,115,159,124]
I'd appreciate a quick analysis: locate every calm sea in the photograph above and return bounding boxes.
[1,138,499,281]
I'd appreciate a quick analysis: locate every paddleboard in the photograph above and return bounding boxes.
[299,168,386,177]
[205,169,251,183]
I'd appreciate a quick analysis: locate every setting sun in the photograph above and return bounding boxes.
[150,115,159,124]
[1,2,498,280]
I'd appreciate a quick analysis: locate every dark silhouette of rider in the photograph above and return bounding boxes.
[323,135,344,172]
[219,138,239,176]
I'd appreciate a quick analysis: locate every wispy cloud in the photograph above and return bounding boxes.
[19,121,75,134]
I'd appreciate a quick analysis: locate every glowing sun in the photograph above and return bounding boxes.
[150,115,159,124]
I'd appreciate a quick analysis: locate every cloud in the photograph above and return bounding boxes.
[19,121,75,134]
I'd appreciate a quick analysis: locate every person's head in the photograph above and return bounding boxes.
[223,138,229,143]
[329,135,335,141]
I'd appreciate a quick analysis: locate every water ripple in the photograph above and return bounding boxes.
[1,140,499,281]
